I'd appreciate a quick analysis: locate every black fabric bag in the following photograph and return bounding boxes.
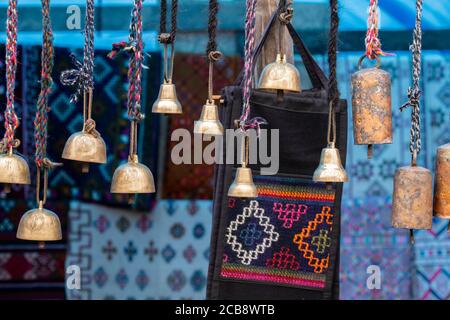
[206,6,347,300]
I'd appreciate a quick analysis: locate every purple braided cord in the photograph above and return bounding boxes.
[3,0,19,150]
[34,0,54,167]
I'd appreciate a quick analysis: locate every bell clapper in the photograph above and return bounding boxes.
[38,241,46,250]
[3,184,11,194]
[367,144,373,159]
[128,194,136,205]
[409,229,415,245]
[81,162,90,174]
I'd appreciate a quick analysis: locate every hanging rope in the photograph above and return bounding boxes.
[159,0,178,44]
[327,0,339,145]
[34,0,54,168]
[60,0,95,104]
[239,0,267,134]
[400,0,422,165]
[365,0,391,60]
[2,0,19,152]
[205,0,222,103]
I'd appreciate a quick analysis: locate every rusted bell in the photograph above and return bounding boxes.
[433,143,450,231]
[110,154,155,194]
[61,90,107,173]
[0,148,31,192]
[392,166,433,240]
[313,142,348,183]
[351,56,392,159]
[228,166,258,198]
[152,81,182,114]
[193,99,224,136]
[16,201,62,242]
[257,53,301,93]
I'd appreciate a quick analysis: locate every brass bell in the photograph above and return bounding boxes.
[61,89,106,173]
[228,134,257,198]
[257,53,301,93]
[17,200,62,242]
[313,142,348,183]
[433,143,450,232]
[351,56,392,159]
[193,99,224,136]
[392,165,433,242]
[0,147,31,192]
[152,80,182,114]
[110,154,155,194]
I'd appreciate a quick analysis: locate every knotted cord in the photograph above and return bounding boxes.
[327,0,339,145]
[34,0,54,168]
[239,0,267,134]
[365,0,391,60]
[206,0,222,103]
[159,0,178,44]
[60,0,95,104]
[400,0,422,166]
[2,0,19,152]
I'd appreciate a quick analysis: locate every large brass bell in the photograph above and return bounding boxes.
[152,80,182,114]
[62,89,106,173]
[17,162,62,246]
[152,37,182,114]
[228,134,258,198]
[110,120,155,203]
[433,143,450,232]
[258,53,301,93]
[392,165,433,243]
[313,142,348,183]
[351,56,392,158]
[193,99,224,136]
[0,145,31,192]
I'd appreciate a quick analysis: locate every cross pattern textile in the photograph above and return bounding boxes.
[221,176,336,290]
[66,200,211,300]
[316,50,450,300]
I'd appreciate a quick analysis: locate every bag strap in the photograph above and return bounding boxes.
[235,1,327,89]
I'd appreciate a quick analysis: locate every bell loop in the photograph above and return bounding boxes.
[357,54,382,70]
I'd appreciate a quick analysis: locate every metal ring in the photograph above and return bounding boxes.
[358,54,382,70]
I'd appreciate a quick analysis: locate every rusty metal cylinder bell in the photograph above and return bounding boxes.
[351,56,392,158]
[434,143,450,220]
[392,166,433,230]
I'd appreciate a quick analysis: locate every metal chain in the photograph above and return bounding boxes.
[400,0,422,165]
[60,0,95,103]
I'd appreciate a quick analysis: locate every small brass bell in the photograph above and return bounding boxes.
[433,143,450,232]
[392,165,433,242]
[193,99,224,136]
[228,134,258,198]
[61,89,106,173]
[0,147,31,192]
[152,80,182,114]
[258,53,301,93]
[351,56,392,159]
[17,200,62,242]
[110,154,155,194]
[313,142,348,183]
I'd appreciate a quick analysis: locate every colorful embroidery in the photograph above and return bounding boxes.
[221,176,336,290]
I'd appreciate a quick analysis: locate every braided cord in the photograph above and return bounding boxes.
[3,0,19,150]
[206,0,218,56]
[327,0,339,144]
[34,0,54,167]
[60,0,95,103]
[159,0,178,43]
[400,0,422,164]
[239,0,258,130]
[127,0,144,122]
[365,0,391,60]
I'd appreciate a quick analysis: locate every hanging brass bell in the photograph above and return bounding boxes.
[16,201,62,242]
[228,166,258,198]
[351,56,392,159]
[0,148,31,191]
[257,53,301,93]
[433,143,450,228]
[193,99,224,136]
[61,90,107,173]
[313,142,348,183]
[392,165,433,231]
[152,80,182,114]
[110,154,155,194]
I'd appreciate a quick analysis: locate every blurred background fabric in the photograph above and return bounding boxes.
[0,0,448,300]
